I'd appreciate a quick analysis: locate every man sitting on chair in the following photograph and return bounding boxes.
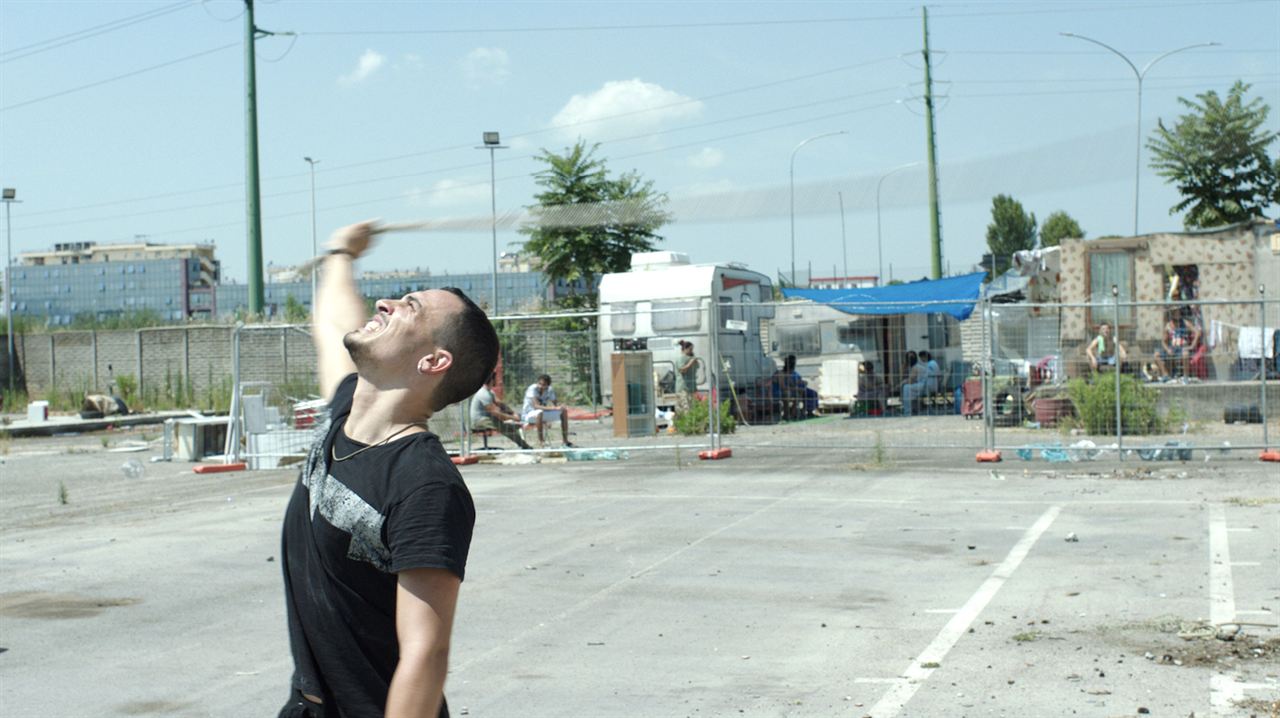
[521,374,574,448]
[470,374,532,449]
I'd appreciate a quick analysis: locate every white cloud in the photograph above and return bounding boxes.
[460,47,510,87]
[338,49,386,86]
[550,79,702,138]
[688,147,724,169]
[406,179,491,209]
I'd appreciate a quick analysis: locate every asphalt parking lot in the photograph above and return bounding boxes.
[1,425,1277,717]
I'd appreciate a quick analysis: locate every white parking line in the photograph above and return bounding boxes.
[863,506,1060,718]
[1209,504,1237,718]
[1208,504,1236,626]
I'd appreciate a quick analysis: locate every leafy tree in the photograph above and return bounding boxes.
[1039,211,1085,247]
[985,194,1037,275]
[521,141,671,302]
[1147,81,1280,229]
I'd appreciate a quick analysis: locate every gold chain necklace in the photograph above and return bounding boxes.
[331,422,426,463]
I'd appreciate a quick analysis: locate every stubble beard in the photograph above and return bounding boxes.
[343,331,370,367]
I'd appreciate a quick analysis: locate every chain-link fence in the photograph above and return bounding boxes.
[219,294,1276,468]
[980,294,1277,463]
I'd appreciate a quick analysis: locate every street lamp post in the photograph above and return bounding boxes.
[1060,33,1218,236]
[2,188,17,391]
[477,132,507,313]
[875,162,920,287]
[789,130,846,287]
[303,157,319,309]
[837,191,847,282]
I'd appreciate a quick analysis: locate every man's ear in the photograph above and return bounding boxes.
[417,350,454,376]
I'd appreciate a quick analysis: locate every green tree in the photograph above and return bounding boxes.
[283,294,309,324]
[521,141,671,302]
[985,194,1037,275]
[1147,81,1280,229]
[1039,211,1085,247]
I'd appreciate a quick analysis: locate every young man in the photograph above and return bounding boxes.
[470,374,532,450]
[278,220,499,718]
[520,374,572,447]
[1086,321,1127,373]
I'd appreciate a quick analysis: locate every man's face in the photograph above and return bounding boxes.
[344,289,463,371]
[537,377,551,391]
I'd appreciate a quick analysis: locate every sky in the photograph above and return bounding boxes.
[1,0,1278,290]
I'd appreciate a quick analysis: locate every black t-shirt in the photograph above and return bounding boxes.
[281,374,475,718]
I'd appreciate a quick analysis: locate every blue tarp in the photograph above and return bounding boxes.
[781,271,987,320]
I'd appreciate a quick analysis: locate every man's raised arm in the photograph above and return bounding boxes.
[314,221,377,401]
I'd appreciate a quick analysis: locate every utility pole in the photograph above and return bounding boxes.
[244,0,268,315]
[922,6,943,279]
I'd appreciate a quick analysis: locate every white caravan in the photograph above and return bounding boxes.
[597,251,776,406]
[768,302,961,410]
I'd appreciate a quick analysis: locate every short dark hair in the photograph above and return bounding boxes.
[538,373,552,384]
[431,288,499,412]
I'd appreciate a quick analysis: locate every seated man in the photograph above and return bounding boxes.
[852,360,886,415]
[1085,322,1127,374]
[920,350,943,395]
[521,374,573,447]
[898,351,927,416]
[470,374,532,449]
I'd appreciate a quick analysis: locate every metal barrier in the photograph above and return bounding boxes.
[981,294,1277,463]
[219,292,1276,468]
[474,305,716,457]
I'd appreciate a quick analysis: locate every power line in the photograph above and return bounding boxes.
[0,42,238,112]
[15,86,904,232]
[951,71,1280,85]
[296,17,916,36]
[291,0,1268,36]
[18,57,901,217]
[950,78,1280,100]
[0,0,198,62]
[32,99,901,242]
[938,48,1278,56]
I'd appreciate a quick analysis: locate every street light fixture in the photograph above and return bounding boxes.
[477,131,507,313]
[1060,33,1218,236]
[789,130,847,288]
[2,187,17,391]
[303,157,320,309]
[876,162,921,287]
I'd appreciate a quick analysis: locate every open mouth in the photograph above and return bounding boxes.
[362,316,386,334]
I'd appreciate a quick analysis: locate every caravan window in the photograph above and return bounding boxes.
[653,299,701,331]
[837,321,877,352]
[609,302,636,335]
[776,323,821,356]
[718,297,735,322]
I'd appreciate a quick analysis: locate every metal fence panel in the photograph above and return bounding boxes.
[987,297,1277,463]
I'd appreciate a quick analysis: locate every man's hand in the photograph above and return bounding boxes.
[314,219,380,400]
[326,220,378,258]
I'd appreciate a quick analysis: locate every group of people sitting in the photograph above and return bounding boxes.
[853,350,943,417]
[1084,308,1206,382]
[470,372,574,449]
